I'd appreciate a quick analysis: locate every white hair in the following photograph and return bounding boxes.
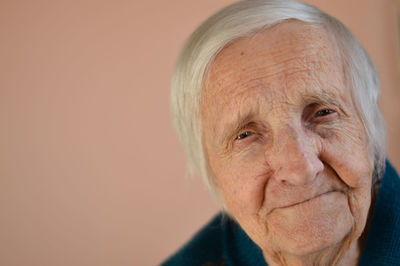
[170,0,386,195]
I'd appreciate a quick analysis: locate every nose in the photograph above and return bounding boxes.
[266,125,324,185]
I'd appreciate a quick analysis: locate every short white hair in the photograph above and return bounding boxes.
[170,0,386,194]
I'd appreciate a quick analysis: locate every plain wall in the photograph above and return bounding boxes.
[0,1,399,266]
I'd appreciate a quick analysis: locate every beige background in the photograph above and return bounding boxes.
[1,1,399,266]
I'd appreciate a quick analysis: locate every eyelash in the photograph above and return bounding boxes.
[315,109,334,117]
[236,131,254,140]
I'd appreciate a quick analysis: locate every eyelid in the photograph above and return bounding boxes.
[228,123,264,151]
[305,102,334,115]
[310,107,339,126]
[236,130,255,140]
[314,108,335,117]
[233,121,259,138]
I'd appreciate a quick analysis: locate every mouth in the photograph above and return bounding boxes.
[270,190,336,214]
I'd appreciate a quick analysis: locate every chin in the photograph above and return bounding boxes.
[261,192,357,257]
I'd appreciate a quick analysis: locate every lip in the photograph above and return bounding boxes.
[270,190,335,213]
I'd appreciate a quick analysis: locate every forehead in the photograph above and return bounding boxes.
[201,21,348,131]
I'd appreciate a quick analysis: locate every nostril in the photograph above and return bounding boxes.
[271,154,323,185]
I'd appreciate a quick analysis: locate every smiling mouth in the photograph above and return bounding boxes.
[277,191,335,210]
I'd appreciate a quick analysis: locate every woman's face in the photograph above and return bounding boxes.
[201,21,373,264]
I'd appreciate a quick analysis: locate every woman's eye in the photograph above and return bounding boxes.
[236,131,254,140]
[315,109,334,117]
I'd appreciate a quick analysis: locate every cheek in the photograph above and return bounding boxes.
[320,127,373,236]
[212,153,270,215]
[320,126,373,188]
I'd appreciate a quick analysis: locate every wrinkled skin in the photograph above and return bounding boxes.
[201,21,373,265]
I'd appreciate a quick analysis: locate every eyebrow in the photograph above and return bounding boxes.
[302,93,337,106]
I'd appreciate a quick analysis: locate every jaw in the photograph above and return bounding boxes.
[256,189,371,266]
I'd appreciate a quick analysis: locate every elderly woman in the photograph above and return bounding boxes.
[163,0,400,265]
